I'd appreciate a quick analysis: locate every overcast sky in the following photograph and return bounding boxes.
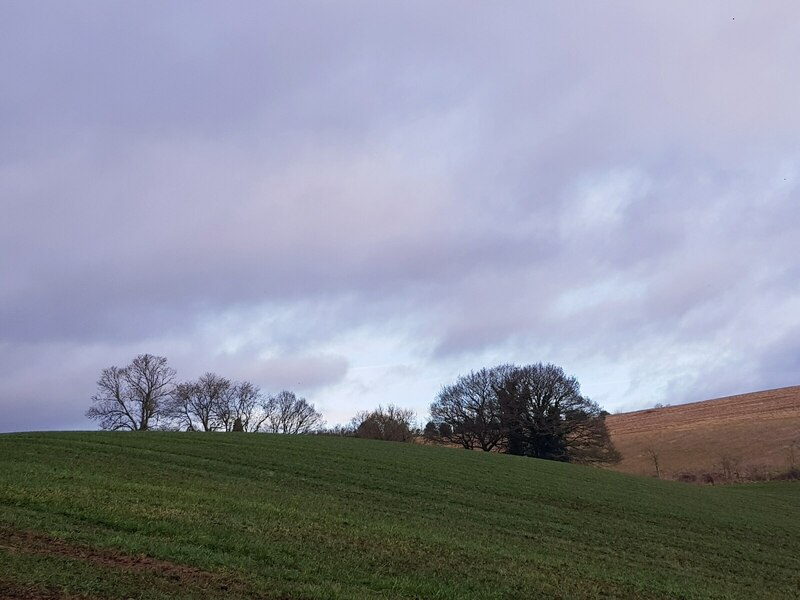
[2,1,799,433]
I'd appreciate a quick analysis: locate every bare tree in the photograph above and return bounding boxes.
[496,363,620,464]
[215,381,263,432]
[86,354,176,431]
[430,362,619,463]
[351,404,417,442]
[718,454,741,481]
[645,446,661,478]
[260,391,324,434]
[788,438,799,470]
[169,373,231,432]
[429,366,510,451]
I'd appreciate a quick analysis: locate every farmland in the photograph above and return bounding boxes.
[1,432,799,599]
[606,386,800,480]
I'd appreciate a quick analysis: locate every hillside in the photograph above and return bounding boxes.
[1,433,799,599]
[606,386,800,480]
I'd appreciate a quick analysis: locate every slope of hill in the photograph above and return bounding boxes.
[1,432,799,599]
[606,386,800,480]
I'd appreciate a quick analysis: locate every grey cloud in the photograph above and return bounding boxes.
[756,330,800,392]
[2,2,800,430]
[203,353,350,394]
[0,342,109,432]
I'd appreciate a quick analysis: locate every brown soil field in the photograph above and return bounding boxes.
[605,386,800,480]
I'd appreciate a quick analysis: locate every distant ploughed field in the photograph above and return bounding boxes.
[606,386,800,480]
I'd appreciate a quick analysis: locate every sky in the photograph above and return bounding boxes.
[2,1,800,433]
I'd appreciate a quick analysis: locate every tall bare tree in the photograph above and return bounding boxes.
[260,391,324,434]
[215,381,263,432]
[496,363,620,464]
[170,372,232,432]
[86,354,176,431]
[430,366,511,451]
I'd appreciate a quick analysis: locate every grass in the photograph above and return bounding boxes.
[0,432,798,599]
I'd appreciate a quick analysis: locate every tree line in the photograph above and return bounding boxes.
[87,355,619,465]
[86,354,323,434]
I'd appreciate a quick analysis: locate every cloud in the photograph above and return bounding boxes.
[2,2,800,431]
[215,353,350,393]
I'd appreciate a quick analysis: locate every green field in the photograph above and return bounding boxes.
[0,433,798,599]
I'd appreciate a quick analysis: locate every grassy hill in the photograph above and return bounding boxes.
[1,433,798,599]
[606,386,800,480]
